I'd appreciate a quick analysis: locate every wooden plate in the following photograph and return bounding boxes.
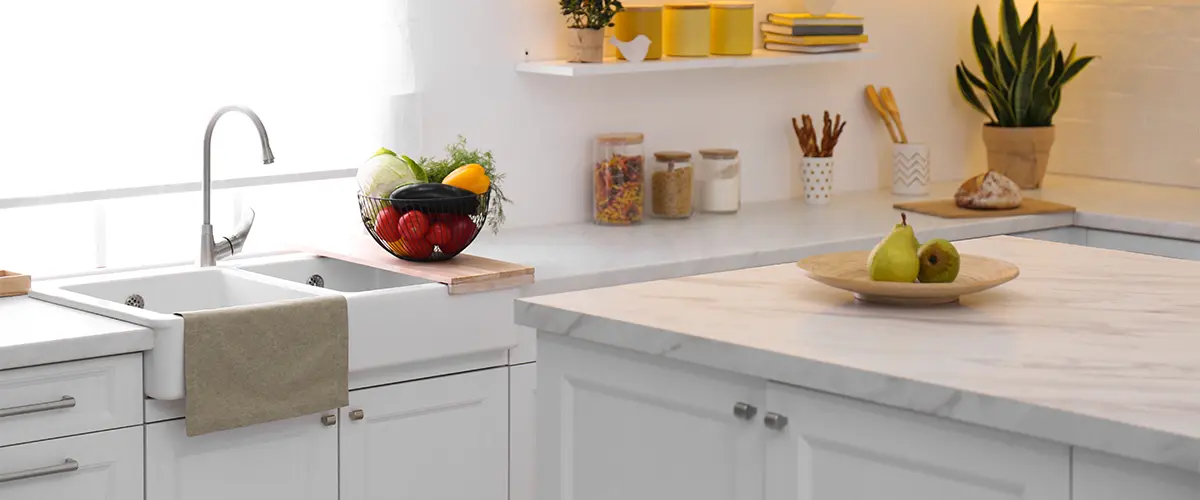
[796,251,1019,305]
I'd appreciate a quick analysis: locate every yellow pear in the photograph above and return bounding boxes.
[868,213,920,282]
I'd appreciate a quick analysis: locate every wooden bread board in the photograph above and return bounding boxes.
[893,198,1076,219]
[300,232,533,295]
[0,270,31,297]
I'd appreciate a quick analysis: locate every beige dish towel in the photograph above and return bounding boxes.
[179,295,349,437]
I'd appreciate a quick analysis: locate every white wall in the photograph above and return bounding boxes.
[404,0,986,228]
[1030,0,1200,188]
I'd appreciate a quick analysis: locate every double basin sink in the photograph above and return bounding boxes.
[32,254,517,400]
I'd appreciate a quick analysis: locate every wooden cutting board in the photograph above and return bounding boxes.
[300,232,533,295]
[892,198,1076,219]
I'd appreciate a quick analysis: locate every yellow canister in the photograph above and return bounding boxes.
[710,2,755,55]
[664,3,712,57]
[614,6,663,60]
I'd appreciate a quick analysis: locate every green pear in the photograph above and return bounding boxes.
[917,239,961,283]
[868,213,920,283]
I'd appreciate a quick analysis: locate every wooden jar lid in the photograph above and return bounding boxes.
[622,5,664,11]
[665,3,712,9]
[710,2,754,9]
[699,148,739,159]
[654,151,692,161]
[597,133,645,145]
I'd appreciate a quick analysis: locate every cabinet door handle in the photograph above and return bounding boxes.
[0,396,76,419]
[321,414,337,427]
[764,412,789,431]
[732,402,758,421]
[349,409,364,421]
[0,459,79,484]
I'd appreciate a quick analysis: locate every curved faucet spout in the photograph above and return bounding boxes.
[199,105,275,267]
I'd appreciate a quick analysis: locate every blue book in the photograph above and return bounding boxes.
[761,22,865,37]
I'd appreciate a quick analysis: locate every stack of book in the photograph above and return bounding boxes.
[761,13,867,54]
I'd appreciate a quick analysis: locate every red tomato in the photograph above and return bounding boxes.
[397,210,430,241]
[426,222,453,247]
[374,207,403,242]
[442,216,478,254]
[401,238,434,260]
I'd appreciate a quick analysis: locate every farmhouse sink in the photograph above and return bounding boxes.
[233,254,518,387]
[31,266,335,400]
[34,253,520,400]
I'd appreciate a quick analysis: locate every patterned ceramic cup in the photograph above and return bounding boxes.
[801,157,834,205]
[892,143,930,196]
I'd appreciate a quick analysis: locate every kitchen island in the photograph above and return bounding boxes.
[516,236,1200,500]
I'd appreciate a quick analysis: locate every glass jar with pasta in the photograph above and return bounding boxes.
[593,133,645,225]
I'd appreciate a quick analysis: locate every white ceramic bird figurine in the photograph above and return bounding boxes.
[610,34,651,63]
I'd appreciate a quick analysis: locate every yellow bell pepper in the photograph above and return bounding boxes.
[442,163,491,195]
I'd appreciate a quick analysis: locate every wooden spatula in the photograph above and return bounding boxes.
[879,86,909,144]
[865,85,900,143]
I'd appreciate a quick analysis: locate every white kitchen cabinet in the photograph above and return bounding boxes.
[538,336,767,500]
[763,382,1069,500]
[510,363,537,500]
[340,367,509,500]
[0,426,142,500]
[1072,448,1200,500]
[145,412,338,500]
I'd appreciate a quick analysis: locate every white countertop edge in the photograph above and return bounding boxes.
[0,323,153,372]
[516,301,1200,474]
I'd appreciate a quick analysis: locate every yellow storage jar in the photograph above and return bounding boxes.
[663,3,712,57]
[614,6,663,60]
[710,2,755,55]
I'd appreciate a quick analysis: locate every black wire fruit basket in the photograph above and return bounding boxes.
[358,189,490,262]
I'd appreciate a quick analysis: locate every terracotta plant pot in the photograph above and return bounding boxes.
[981,126,1056,189]
[568,28,606,63]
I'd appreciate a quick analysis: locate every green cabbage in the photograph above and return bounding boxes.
[356,147,427,197]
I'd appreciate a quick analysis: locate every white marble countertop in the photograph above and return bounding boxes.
[516,236,1200,473]
[472,174,1200,296]
[0,296,152,371]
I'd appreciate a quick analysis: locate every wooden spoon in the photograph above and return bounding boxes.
[865,85,900,143]
[879,86,909,144]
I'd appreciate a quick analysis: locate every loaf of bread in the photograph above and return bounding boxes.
[955,171,1023,209]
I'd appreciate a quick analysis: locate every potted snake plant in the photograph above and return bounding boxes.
[955,0,1095,189]
[560,0,624,63]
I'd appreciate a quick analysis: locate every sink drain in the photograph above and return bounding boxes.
[306,274,325,288]
[125,294,145,309]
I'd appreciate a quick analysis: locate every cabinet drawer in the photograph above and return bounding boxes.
[0,426,143,500]
[0,354,142,447]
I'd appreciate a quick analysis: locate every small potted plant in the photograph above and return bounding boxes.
[955,0,1095,189]
[560,0,624,63]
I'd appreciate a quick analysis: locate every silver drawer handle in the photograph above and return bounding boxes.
[0,459,79,484]
[0,396,76,419]
[764,412,789,431]
[732,402,758,421]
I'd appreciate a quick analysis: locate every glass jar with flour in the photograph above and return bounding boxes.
[698,148,741,213]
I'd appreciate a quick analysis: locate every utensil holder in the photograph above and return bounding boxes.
[801,157,834,205]
[892,143,930,196]
[0,270,31,297]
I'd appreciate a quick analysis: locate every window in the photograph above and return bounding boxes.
[0,1,413,275]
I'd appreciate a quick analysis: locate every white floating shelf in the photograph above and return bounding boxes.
[516,49,875,77]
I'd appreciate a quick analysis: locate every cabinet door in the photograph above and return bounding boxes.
[1072,448,1200,500]
[340,367,509,500]
[146,413,339,500]
[764,382,1068,500]
[539,336,766,500]
[1085,230,1200,261]
[0,426,142,500]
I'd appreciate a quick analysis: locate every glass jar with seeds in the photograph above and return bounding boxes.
[650,151,694,219]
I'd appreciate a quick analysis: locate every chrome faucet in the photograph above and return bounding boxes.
[199,106,275,267]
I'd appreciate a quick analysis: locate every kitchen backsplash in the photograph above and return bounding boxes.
[1029,0,1200,188]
